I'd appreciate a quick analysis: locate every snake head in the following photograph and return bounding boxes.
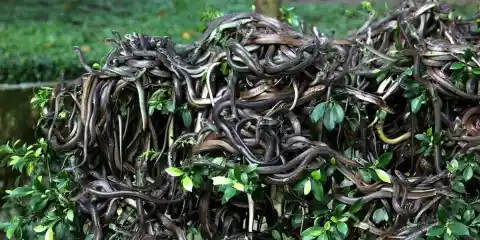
[201,119,219,133]
[258,117,280,129]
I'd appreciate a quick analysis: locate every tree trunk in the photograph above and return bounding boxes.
[254,0,281,19]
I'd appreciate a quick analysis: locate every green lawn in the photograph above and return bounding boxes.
[0,0,477,83]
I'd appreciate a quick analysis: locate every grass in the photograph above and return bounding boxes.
[0,0,477,83]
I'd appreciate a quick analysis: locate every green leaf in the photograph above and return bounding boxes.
[404,67,413,76]
[376,71,387,83]
[222,187,237,203]
[452,69,467,83]
[34,225,49,233]
[165,167,184,177]
[8,186,31,198]
[438,205,448,224]
[272,230,281,240]
[182,176,193,192]
[191,173,204,187]
[246,164,257,173]
[164,100,175,113]
[463,165,473,181]
[301,226,324,237]
[6,226,15,239]
[427,226,445,237]
[221,61,229,75]
[241,173,248,185]
[372,208,389,224]
[415,146,427,154]
[333,102,345,124]
[311,170,321,180]
[212,157,225,166]
[311,102,326,122]
[452,180,466,194]
[233,182,244,192]
[376,152,392,168]
[54,220,70,239]
[358,168,372,183]
[66,209,74,222]
[323,108,336,131]
[335,204,347,215]
[472,213,480,225]
[311,179,324,201]
[324,221,331,230]
[445,230,452,239]
[427,127,433,136]
[317,232,328,240]
[447,159,459,173]
[303,178,312,195]
[336,222,348,236]
[45,225,54,240]
[32,198,49,212]
[33,178,46,192]
[472,68,480,76]
[415,134,428,142]
[463,209,474,223]
[34,147,42,157]
[8,155,21,166]
[211,176,233,185]
[449,221,469,236]
[450,62,465,70]
[374,169,391,183]
[411,95,423,113]
[349,199,364,213]
[293,178,308,192]
[181,109,192,128]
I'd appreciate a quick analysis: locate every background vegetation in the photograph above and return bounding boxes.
[4,0,476,84]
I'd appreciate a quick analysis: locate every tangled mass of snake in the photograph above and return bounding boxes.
[40,1,480,239]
